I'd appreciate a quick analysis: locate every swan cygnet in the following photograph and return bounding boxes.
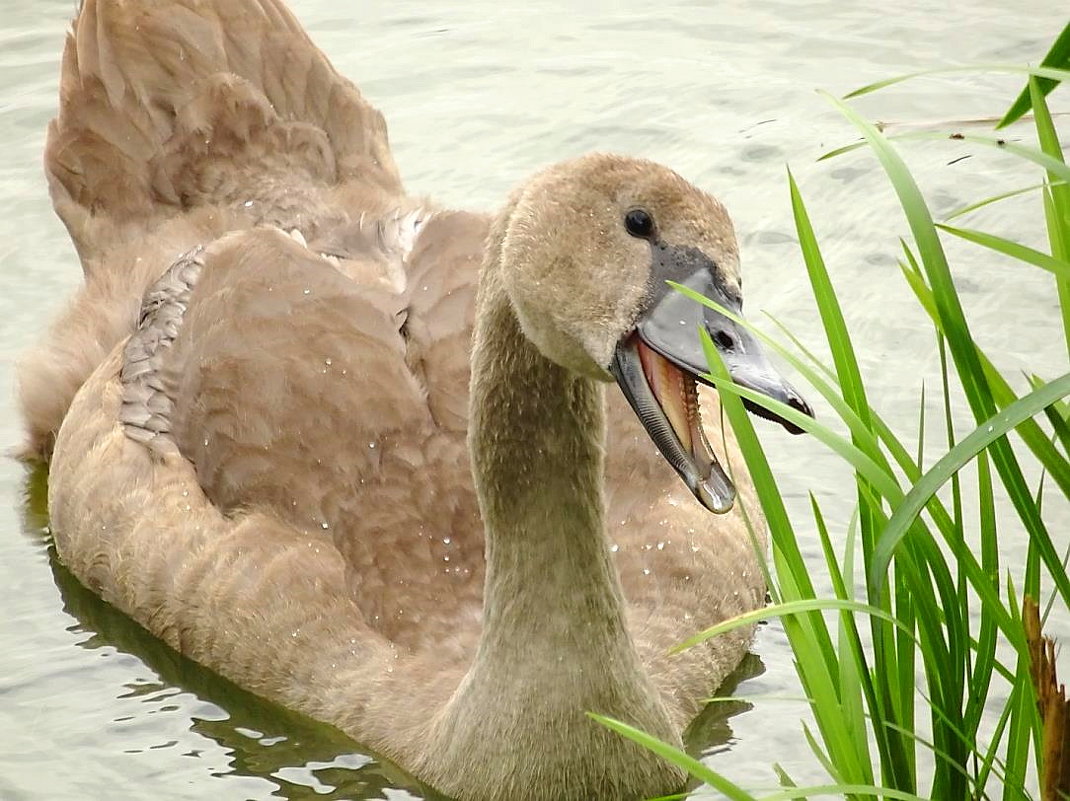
[418,156,813,798]
[21,1,813,799]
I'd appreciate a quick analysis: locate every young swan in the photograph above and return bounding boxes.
[416,153,811,799]
[29,1,814,797]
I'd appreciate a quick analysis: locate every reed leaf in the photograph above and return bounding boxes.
[999,23,1070,127]
[870,373,1070,595]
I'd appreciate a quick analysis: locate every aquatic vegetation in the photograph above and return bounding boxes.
[599,25,1070,801]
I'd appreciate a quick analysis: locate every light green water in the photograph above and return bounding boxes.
[0,1,1066,798]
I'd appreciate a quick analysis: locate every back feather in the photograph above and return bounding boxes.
[19,0,407,458]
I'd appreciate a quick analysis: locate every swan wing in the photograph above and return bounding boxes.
[21,0,405,457]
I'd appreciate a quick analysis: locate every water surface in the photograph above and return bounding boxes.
[1,1,1066,797]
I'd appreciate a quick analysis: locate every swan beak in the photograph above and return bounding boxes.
[610,264,814,515]
[612,335,737,514]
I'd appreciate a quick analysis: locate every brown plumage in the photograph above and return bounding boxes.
[21,1,771,799]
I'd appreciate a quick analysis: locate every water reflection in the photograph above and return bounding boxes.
[686,651,763,758]
[19,463,437,800]
[19,462,760,799]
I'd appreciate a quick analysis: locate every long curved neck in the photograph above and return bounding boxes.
[415,232,683,798]
[468,274,627,657]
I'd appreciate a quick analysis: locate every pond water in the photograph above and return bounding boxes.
[1,0,1067,798]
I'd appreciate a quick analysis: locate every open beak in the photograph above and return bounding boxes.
[610,267,813,514]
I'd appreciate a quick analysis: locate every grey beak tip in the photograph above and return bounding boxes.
[784,394,815,435]
[740,385,814,435]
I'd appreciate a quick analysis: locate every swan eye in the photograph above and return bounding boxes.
[624,208,655,239]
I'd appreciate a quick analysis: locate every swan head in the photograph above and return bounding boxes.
[499,153,813,514]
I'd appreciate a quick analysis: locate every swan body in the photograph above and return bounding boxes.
[21,1,810,798]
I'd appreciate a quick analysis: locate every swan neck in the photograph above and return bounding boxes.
[468,282,622,639]
[417,208,684,798]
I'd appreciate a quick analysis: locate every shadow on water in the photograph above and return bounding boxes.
[18,461,763,798]
[686,652,763,759]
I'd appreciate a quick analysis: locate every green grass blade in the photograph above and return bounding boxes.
[897,257,1070,497]
[1043,185,1070,361]
[880,715,990,798]
[813,494,850,604]
[787,169,874,427]
[1028,374,1070,455]
[915,382,927,471]
[1028,75,1070,360]
[765,304,984,602]
[799,723,849,796]
[935,223,1070,281]
[701,330,872,784]
[699,373,901,501]
[587,714,756,801]
[998,22,1070,127]
[827,508,869,755]
[1002,586,1042,801]
[963,450,1000,739]
[975,685,1023,798]
[648,45,1070,799]
[773,764,799,789]
[786,173,913,784]
[817,498,906,784]
[845,65,1015,99]
[944,181,1066,221]
[824,95,1070,619]
[870,373,1070,595]
[767,302,1018,584]
[841,63,1070,101]
[674,598,915,654]
[820,140,869,161]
